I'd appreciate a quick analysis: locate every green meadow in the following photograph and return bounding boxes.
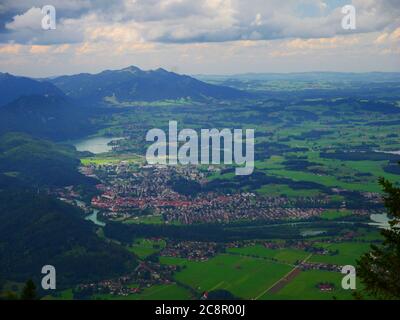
[122,215,165,225]
[261,270,354,300]
[227,245,309,264]
[320,209,354,220]
[127,238,166,259]
[159,237,378,300]
[160,254,293,299]
[309,242,372,266]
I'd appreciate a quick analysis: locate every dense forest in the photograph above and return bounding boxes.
[0,132,138,290]
[0,190,137,288]
[0,132,96,188]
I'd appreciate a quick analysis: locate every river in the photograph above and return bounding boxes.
[369,213,390,229]
[85,209,106,227]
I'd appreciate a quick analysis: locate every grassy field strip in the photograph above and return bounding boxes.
[226,252,295,267]
[254,267,300,300]
[139,284,173,297]
[209,281,225,291]
[231,261,278,294]
[254,253,313,300]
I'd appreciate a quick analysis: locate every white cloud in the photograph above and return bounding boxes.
[1,0,399,45]
[29,44,51,54]
[1,0,91,12]
[0,0,399,75]
[5,7,43,31]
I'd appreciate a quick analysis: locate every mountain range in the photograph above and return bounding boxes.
[0,72,64,107]
[0,66,248,140]
[49,65,249,104]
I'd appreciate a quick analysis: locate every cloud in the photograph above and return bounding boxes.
[0,43,21,54]
[5,7,43,31]
[374,32,389,44]
[0,0,398,76]
[373,26,400,57]
[287,36,360,50]
[130,0,400,43]
[0,0,399,46]
[391,27,400,40]
[1,0,92,15]
[29,44,51,54]
[87,21,144,43]
[53,44,71,53]
[374,27,400,45]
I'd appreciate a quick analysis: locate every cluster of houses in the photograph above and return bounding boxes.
[299,261,342,272]
[316,282,335,292]
[160,241,221,261]
[77,261,177,298]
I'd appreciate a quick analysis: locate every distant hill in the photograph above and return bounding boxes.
[196,72,400,82]
[50,66,249,104]
[0,73,64,107]
[0,94,96,141]
[0,132,94,188]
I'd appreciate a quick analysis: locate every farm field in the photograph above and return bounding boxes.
[226,245,309,264]
[122,215,165,225]
[309,242,372,266]
[80,154,144,166]
[160,254,293,299]
[127,238,166,259]
[320,210,354,220]
[39,237,379,300]
[261,270,354,300]
[159,238,378,300]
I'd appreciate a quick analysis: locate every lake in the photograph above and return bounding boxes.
[73,136,125,154]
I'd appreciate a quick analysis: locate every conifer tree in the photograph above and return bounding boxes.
[20,279,37,300]
[358,176,400,299]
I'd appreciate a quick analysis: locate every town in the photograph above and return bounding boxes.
[65,161,378,226]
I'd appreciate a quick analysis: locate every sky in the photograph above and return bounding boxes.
[0,0,399,77]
